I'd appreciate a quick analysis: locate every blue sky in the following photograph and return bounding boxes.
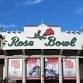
[0,0,83,31]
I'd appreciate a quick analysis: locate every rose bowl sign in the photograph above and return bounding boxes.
[2,25,82,50]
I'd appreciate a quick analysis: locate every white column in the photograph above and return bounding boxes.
[76,57,80,83]
[22,58,26,83]
[59,57,63,83]
[3,58,8,83]
[41,57,45,83]
[22,49,26,83]
[3,50,8,83]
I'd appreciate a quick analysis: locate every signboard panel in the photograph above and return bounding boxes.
[63,59,76,79]
[1,27,82,50]
[8,59,22,80]
[26,58,40,79]
[45,58,59,78]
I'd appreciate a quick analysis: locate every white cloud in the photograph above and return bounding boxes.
[30,0,44,4]
[0,24,18,29]
[76,7,83,15]
[0,24,18,31]
[0,0,44,15]
[17,0,44,6]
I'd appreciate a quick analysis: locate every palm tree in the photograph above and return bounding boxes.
[0,34,6,49]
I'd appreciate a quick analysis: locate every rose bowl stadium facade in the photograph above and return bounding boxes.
[0,24,83,83]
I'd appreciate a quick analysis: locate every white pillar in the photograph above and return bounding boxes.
[41,57,45,83]
[22,49,26,83]
[59,57,63,83]
[3,50,8,83]
[3,58,8,83]
[76,57,80,83]
[22,58,26,83]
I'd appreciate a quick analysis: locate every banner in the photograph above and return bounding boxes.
[45,58,59,78]
[63,59,76,79]
[27,58,40,79]
[8,59,22,80]
[8,58,76,80]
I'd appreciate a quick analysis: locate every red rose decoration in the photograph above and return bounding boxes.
[43,28,54,36]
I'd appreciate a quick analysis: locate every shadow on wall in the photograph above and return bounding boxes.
[16,80,77,83]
